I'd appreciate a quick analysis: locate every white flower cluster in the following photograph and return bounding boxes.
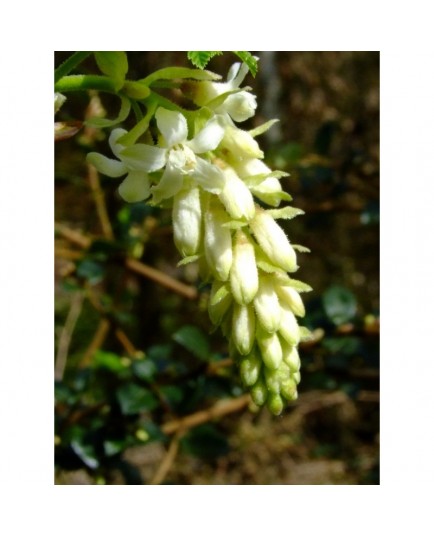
[87,62,311,415]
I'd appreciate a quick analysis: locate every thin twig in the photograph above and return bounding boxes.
[149,429,185,485]
[87,164,114,240]
[54,222,199,300]
[115,328,137,356]
[125,258,198,300]
[55,291,84,381]
[80,318,111,367]
[161,394,251,436]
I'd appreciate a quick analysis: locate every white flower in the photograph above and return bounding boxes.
[191,62,257,122]
[172,186,202,256]
[230,231,258,305]
[88,108,226,204]
[87,128,154,202]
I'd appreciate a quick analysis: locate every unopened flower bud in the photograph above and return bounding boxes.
[279,303,301,346]
[172,187,202,256]
[276,284,305,317]
[280,377,298,401]
[257,326,282,369]
[240,349,262,386]
[267,393,284,416]
[232,303,256,355]
[204,201,233,281]
[254,275,281,333]
[230,231,258,304]
[219,166,255,220]
[281,340,301,373]
[250,208,298,273]
[250,380,268,407]
[221,125,264,160]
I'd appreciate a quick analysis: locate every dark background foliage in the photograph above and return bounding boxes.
[55,51,379,485]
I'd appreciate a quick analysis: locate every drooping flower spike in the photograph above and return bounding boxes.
[87,61,312,415]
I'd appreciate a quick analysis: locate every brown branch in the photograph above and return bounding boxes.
[115,328,138,356]
[54,222,91,249]
[161,394,251,436]
[54,222,198,300]
[149,429,185,485]
[125,258,198,300]
[80,318,111,367]
[55,291,84,381]
[87,164,114,240]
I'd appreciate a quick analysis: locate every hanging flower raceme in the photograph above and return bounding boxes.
[86,60,312,415]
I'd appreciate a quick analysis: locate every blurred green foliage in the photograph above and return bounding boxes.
[55,51,379,485]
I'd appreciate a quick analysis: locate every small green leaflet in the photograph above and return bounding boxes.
[187,51,223,69]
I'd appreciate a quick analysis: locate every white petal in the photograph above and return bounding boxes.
[108,128,128,159]
[231,61,249,87]
[204,203,233,281]
[216,91,257,122]
[87,152,127,177]
[118,170,151,202]
[151,160,184,203]
[219,167,255,220]
[226,62,241,83]
[187,117,225,154]
[155,108,188,146]
[191,157,225,193]
[120,144,167,172]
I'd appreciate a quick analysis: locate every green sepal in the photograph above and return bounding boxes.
[292,244,311,253]
[210,283,230,307]
[221,220,248,230]
[274,274,313,293]
[249,119,279,138]
[243,170,289,188]
[266,206,305,220]
[177,255,200,267]
[85,95,131,128]
[94,52,128,91]
[299,326,314,342]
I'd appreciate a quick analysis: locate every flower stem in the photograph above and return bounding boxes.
[54,74,118,94]
[54,51,91,83]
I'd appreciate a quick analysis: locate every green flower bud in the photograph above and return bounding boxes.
[172,187,202,256]
[250,208,298,273]
[240,349,262,386]
[254,275,281,333]
[280,377,298,401]
[230,231,258,304]
[292,371,301,385]
[250,380,268,407]
[267,393,284,416]
[232,303,256,355]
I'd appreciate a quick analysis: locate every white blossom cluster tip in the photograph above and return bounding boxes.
[87,61,312,415]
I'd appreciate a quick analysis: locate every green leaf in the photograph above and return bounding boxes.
[172,325,210,361]
[322,285,357,326]
[93,351,127,373]
[71,439,99,469]
[85,95,131,128]
[94,52,128,90]
[116,383,158,415]
[187,51,223,69]
[132,359,157,382]
[76,259,104,284]
[233,51,258,77]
